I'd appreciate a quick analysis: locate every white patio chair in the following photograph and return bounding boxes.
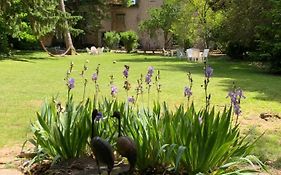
[192,48,200,61]
[97,47,104,54]
[197,51,203,62]
[202,49,210,62]
[90,46,98,55]
[162,48,170,56]
[186,48,193,61]
[86,47,91,54]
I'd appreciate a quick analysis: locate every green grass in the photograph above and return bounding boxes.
[0,51,281,161]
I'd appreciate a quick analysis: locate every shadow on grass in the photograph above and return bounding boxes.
[0,50,58,63]
[117,54,186,63]
[165,58,281,104]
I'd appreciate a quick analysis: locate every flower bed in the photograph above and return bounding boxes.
[23,61,265,174]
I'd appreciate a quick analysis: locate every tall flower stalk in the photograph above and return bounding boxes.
[155,70,161,102]
[64,62,74,101]
[184,71,193,107]
[80,60,89,102]
[145,66,154,109]
[67,78,75,101]
[123,65,131,100]
[92,64,100,108]
[135,74,144,105]
[109,75,118,99]
[227,82,246,125]
[203,63,213,109]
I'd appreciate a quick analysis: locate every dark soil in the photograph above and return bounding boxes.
[23,156,130,175]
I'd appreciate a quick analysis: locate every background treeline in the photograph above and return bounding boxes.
[0,0,280,73]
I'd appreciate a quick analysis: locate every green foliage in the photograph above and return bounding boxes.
[139,1,179,47]
[163,105,255,174]
[224,42,248,59]
[25,58,268,173]
[125,103,166,171]
[104,31,120,50]
[103,101,264,174]
[255,0,281,73]
[171,0,224,48]
[70,0,109,33]
[215,0,265,59]
[0,17,10,55]
[30,93,263,174]
[24,0,83,39]
[31,97,92,160]
[120,31,139,53]
[215,0,281,73]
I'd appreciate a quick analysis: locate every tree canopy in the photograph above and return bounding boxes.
[139,0,281,73]
[139,0,180,48]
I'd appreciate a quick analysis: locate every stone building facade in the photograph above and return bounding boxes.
[45,0,165,50]
[86,0,165,50]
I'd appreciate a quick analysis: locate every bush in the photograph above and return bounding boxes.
[120,31,139,53]
[104,31,120,50]
[96,100,264,174]
[225,42,248,59]
[10,37,40,50]
[162,105,256,174]
[31,97,92,160]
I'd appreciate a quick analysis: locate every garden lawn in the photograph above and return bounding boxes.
[0,51,280,165]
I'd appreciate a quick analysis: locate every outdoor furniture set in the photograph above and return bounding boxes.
[86,46,104,55]
[164,48,210,63]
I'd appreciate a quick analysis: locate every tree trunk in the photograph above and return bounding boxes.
[164,31,168,49]
[59,0,77,55]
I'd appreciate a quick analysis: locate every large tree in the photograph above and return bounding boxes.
[255,0,281,73]
[25,0,82,55]
[0,0,82,56]
[59,0,78,55]
[171,0,224,49]
[139,0,224,49]
[139,0,180,48]
[214,0,268,58]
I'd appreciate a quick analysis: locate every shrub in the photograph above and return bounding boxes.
[120,30,139,53]
[10,37,40,50]
[225,42,247,59]
[104,31,120,50]
[101,100,264,174]
[30,97,92,160]
[163,105,257,174]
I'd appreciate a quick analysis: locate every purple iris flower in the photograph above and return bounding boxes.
[236,88,246,99]
[128,96,135,104]
[234,104,241,116]
[95,112,103,121]
[111,85,118,97]
[227,91,236,105]
[227,88,246,105]
[68,78,75,89]
[205,65,213,78]
[184,86,192,97]
[148,66,154,75]
[145,74,152,84]
[123,68,129,78]
[92,73,98,81]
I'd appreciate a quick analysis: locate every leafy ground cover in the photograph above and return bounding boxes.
[0,51,280,173]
